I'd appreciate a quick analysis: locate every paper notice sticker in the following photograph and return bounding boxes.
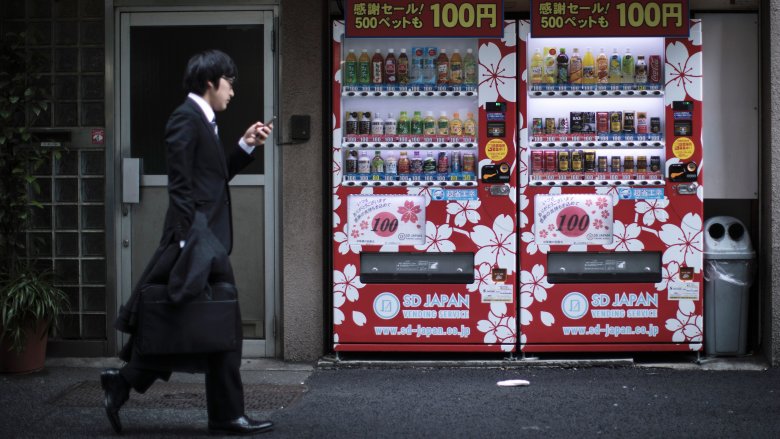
[481,284,513,303]
[668,282,700,301]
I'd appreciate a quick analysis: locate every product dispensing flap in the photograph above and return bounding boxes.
[360,252,474,284]
[547,252,662,284]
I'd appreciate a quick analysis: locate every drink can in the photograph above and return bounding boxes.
[650,117,661,133]
[462,152,475,173]
[531,151,544,172]
[597,156,608,173]
[597,112,610,134]
[623,111,635,134]
[545,150,557,172]
[623,155,635,172]
[648,55,662,84]
[451,150,461,173]
[571,150,583,172]
[650,156,661,172]
[611,156,621,173]
[558,151,570,172]
[637,156,648,172]
[437,151,449,173]
[584,151,596,172]
[532,118,544,135]
[582,112,596,133]
[558,117,569,134]
[610,111,622,133]
[570,112,583,133]
[545,117,556,134]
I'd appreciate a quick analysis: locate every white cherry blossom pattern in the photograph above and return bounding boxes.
[333,291,346,325]
[467,263,493,293]
[470,214,517,274]
[476,302,516,352]
[635,198,670,226]
[333,194,342,229]
[333,263,365,302]
[332,20,344,42]
[518,127,529,188]
[352,311,367,327]
[519,194,529,229]
[520,292,533,325]
[332,131,343,190]
[665,42,703,106]
[502,21,517,47]
[334,223,362,255]
[406,186,433,207]
[478,42,517,107]
[520,263,551,303]
[518,19,530,41]
[446,199,481,227]
[414,221,456,252]
[689,20,702,46]
[595,186,620,206]
[540,311,555,327]
[665,300,703,351]
[655,261,681,292]
[521,226,550,255]
[660,213,703,272]
[602,221,644,252]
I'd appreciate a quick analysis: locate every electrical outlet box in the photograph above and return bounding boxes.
[291,115,310,141]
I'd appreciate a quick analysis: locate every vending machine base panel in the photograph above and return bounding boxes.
[521,343,702,353]
[335,344,516,353]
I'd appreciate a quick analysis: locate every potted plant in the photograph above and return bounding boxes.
[0,31,68,373]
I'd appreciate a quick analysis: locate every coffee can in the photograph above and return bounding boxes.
[636,156,647,172]
[648,55,662,84]
[611,156,621,173]
[584,151,596,172]
[531,151,544,172]
[650,117,661,133]
[623,155,635,172]
[558,117,569,134]
[610,111,622,133]
[650,156,661,172]
[545,117,556,134]
[532,118,544,135]
[558,151,570,172]
[598,156,608,173]
[544,150,557,172]
[597,112,610,134]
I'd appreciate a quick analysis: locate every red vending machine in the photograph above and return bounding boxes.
[331,2,518,352]
[518,8,704,352]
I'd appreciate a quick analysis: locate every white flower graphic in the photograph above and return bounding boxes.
[446,199,481,227]
[665,42,703,106]
[334,223,361,255]
[595,187,620,206]
[502,21,517,47]
[333,194,342,229]
[332,20,344,42]
[352,311,367,327]
[415,221,455,252]
[407,186,433,207]
[602,221,644,252]
[333,292,346,325]
[332,143,343,190]
[689,20,702,46]
[470,214,517,274]
[333,263,364,302]
[540,311,555,327]
[520,292,533,325]
[655,261,681,292]
[519,194,529,229]
[521,264,551,303]
[636,198,670,226]
[478,42,516,107]
[518,19,530,41]
[476,302,516,352]
[521,228,550,255]
[660,213,703,272]
[467,263,493,293]
[665,300,702,351]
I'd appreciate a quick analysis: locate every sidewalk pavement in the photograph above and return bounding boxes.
[1,356,779,438]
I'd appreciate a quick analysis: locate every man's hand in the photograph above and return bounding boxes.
[242,121,273,147]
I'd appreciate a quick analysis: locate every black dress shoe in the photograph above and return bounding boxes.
[100,368,130,434]
[208,416,273,435]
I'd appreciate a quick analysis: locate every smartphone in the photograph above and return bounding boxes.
[264,116,276,125]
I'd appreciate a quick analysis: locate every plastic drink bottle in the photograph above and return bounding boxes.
[384,49,397,85]
[411,111,423,135]
[556,48,569,84]
[425,47,438,85]
[437,111,449,135]
[634,56,647,83]
[582,48,595,84]
[423,152,436,174]
[385,153,397,176]
[398,151,410,174]
[437,151,449,173]
[622,48,635,83]
[358,49,370,85]
[371,49,384,84]
[530,48,543,84]
[345,150,357,173]
[345,112,358,135]
[450,112,463,136]
[436,49,449,85]
[398,49,409,84]
[371,150,384,173]
[384,112,397,136]
[568,48,582,84]
[449,49,463,85]
[596,48,608,84]
[371,113,384,135]
[463,112,477,137]
[358,112,371,135]
[463,48,477,85]
[410,151,423,174]
[544,48,557,84]
[608,48,622,83]
[410,47,423,84]
[423,111,436,135]
[344,49,357,86]
[357,151,370,173]
[398,111,411,135]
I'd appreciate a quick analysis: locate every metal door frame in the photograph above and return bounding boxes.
[108,5,280,357]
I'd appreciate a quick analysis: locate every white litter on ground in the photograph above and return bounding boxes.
[496,379,530,387]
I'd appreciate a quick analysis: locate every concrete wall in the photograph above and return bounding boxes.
[764,0,780,367]
[279,0,326,361]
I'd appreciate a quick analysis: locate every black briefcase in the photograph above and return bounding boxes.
[136,282,240,355]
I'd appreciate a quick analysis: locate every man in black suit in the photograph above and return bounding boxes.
[101,50,273,435]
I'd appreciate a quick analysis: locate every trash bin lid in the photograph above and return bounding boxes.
[703,216,755,260]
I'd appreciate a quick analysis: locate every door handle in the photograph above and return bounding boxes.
[122,158,141,204]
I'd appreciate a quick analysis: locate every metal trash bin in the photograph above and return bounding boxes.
[703,216,755,356]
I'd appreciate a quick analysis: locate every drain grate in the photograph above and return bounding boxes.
[50,381,306,410]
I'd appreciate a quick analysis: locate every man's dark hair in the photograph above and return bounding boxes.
[182,50,237,95]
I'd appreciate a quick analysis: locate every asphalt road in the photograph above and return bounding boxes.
[1,364,779,438]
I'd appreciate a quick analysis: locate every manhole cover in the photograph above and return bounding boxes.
[50,381,305,410]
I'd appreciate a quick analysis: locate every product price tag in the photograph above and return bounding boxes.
[348,195,426,246]
[534,194,614,245]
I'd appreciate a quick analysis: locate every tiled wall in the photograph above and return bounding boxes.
[2,0,107,342]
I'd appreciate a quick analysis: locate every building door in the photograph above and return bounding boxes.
[115,9,278,356]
